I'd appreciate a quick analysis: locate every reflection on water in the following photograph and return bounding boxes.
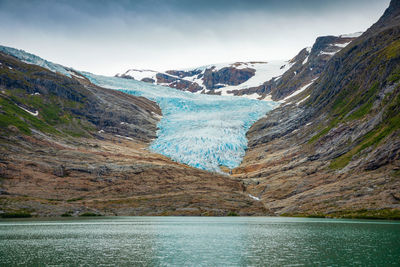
[0,217,399,266]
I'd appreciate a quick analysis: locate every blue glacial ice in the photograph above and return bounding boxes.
[0,45,277,172]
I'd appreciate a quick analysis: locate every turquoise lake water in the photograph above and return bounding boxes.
[0,216,399,266]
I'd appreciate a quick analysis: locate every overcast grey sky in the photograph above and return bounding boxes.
[0,0,391,75]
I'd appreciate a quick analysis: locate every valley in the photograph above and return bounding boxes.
[0,0,399,219]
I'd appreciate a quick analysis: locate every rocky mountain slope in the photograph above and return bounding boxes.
[0,52,266,217]
[116,34,360,101]
[234,0,400,219]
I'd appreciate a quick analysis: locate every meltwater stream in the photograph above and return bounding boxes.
[0,45,277,172]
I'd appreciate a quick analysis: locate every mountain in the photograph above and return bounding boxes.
[234,0,400,219]
[116,61,293,99]
[116,33,361,100]
[1,0,399,219]
[0,51,267,217]
[242,33,362,100]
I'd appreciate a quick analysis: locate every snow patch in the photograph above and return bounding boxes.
[240,92,261,100]
[151,112,162,119]
[118,69,159,82]
[296,95,310,106]
[215,61,294,96]
[319,51,338,56]
[331,42,351,48]
[68,71,86,79]
[302,56,309,65]
[116,134,134,141]
[283,79,317,101]
[339,32,363,38]
[18,105,38,116]
[248,194,261,201]
[262,94,273,101]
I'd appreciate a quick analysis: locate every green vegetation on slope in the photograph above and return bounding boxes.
[0,54,95,138]
[329,84,400,169]
[306,29,400,169]
[0,92,94,138]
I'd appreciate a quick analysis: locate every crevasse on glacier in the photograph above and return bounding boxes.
[1,45,277,172]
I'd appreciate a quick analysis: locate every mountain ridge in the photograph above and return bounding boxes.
[116,32,361,101]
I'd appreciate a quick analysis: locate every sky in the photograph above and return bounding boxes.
[0,0,391,75]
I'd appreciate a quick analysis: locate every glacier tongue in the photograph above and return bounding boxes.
[84,73,277,172]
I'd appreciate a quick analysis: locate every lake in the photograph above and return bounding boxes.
[0,216,399,266]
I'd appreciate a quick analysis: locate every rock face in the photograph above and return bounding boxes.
[201,66,256,89]
[234,0,400,219]
[155,72,203,92]
[0,53,268,217]
[119,64,257,93]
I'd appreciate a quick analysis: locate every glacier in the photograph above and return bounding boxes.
[1,45,277,172]
[84,73,277,172]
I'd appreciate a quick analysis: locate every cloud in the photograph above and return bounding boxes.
[0,0,391,75]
